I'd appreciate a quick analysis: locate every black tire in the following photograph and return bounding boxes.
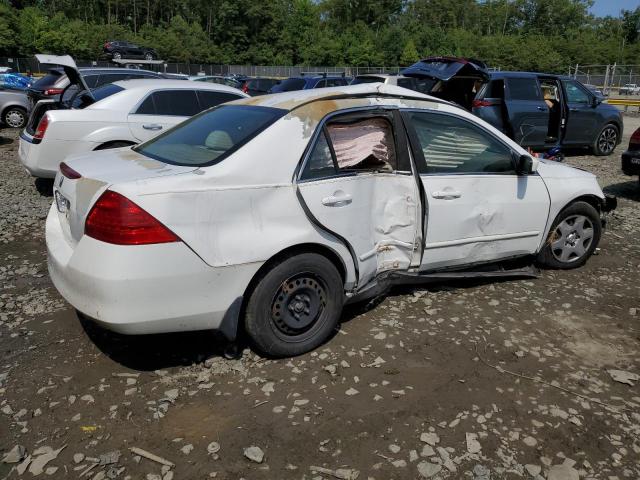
[112,51,122,60]
[3,106,27,129]
[144,52,154,61]
[244,253,344,357]
[536,201,601,270]
[95,141,134,150]
[593,123,619,156]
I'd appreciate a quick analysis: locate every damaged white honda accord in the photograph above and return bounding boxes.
[46,83,616,357]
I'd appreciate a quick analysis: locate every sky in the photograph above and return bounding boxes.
[590,0,639,17]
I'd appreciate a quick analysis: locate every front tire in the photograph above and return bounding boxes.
[112,51,122,60]
[593,124,618,156]
[144,52,154,61]
[244,253,344,357]
[4,107,27,129]
[536,201,601,269]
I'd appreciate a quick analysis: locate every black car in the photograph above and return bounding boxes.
[103,40,158,61]
[621,127,640,183]
[27,67,163,105]
[239,77,280,96]
[472,71,623,155]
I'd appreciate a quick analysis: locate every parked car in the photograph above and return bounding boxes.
[46,83,615,357]
[0,88,30,128]
[103,40,158,61]
[269,73,350,93]
[188,75,241,89]
[619,84,640,95]
[471,72,623,155]
[621,127,640,184]
[238,77,280,96]
[351,73,431,94]
[20,60,247,178]
[401,56,490,111]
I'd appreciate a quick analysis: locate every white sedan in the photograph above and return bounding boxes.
[18,79,247,178]
[46,83,616,357]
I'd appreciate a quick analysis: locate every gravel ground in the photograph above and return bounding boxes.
[1,118,639,480]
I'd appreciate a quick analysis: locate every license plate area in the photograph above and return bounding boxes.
[631,157,640,165]
[54,189,70,214]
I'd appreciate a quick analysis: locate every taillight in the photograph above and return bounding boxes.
[472,99,494,108]
[34,114,49,140]
[242,83,249,93]
[60,162,82,180]
[44,88,64,96]
[630,128,640,147]
[85,190,180,245]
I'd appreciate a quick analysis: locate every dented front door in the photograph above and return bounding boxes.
[296,110,420,288]
[402,109,550,271]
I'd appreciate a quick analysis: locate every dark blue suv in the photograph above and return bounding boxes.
[268,74,350,93]
[472,72,623,156]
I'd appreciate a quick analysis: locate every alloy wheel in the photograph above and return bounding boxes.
[271,273,327,337]
[598,126,617,155]
[113,52,122,60]
[5,109,25,128]
[550,215,595,263]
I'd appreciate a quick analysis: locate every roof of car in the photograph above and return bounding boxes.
[232,83,437,111]
[77,67,159,74]
[355,73,399,78]
[490,71,570,80]
[112,78,246,95]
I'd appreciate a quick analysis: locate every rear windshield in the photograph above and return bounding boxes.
[270,78,306,92]
[72,83,124,109]
[134,105,286,167]
[351,76,384,85]
[32,71,63,89]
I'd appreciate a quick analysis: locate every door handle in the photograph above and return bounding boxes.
[142,124,163,130]
[431,190,461,200]
[322,192,352,206]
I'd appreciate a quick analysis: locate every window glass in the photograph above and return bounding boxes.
[270,78,306,92]
[563,81,590,104]
[72,84,124,109]
[83,75,99,89]
[408,112,515,174]
[135,94,155,114]
[152,90,200,116]
[325,78,346,87]
[135,105,285,166]
[352,76,383,85]
[397,77,417,89]
[484,79,504,99]
[197,91,242,109]
[327,117,396,172]
[315,79,327,88]
[507,78,540,101]
[301,131,336,180]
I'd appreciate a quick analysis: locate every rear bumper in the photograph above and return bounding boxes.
[622,150,640,176]
[19,132,98,179]
[46,204,262,336]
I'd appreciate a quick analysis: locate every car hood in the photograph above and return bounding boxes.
[401,57,490,83]
[536,159,596,180]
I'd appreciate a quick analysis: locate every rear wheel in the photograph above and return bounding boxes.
[3,107,27,129]
[144,52,154,61]
[536,201,601,269]
[593,124,618,156]
[112,51,122,60]
[244,253,344,357]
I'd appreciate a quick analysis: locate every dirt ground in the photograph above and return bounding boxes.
[0,116,639,480]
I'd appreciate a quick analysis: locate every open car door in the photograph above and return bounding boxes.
[296,108,422,289]
[401,57,489,111]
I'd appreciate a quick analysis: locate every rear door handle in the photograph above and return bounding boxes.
[322,192,352,206]
[143,124,163,131]
[431,190,461,200]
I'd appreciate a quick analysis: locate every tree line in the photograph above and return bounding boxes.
[1,0,639,73]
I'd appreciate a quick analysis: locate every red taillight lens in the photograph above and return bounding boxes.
[43,88,64,96]
[472,99,493,108]
[60,162,82,179]
[104,42,111,48]
[34,114,49,140]
[85,191,180,245]
[630,128,640,147]
[242,83,249,93]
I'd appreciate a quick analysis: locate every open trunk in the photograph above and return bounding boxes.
[401,57,490,111]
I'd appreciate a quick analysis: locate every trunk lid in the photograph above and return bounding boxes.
[401,57,490,110]
[53,147,197,246]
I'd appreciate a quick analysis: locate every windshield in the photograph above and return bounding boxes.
[351,76,384,85]
[134,105,286,167]
[71,83,124,109]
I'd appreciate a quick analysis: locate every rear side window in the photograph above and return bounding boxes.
[482,79,505,99]
[407,111,515,174]
[135,105,286,166]
[197,91,243,109]
[507,78,540,101]
[325,78,347,87]
[137,90,200,116]
[83,75,100,89]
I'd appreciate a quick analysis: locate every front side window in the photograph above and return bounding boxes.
[135,105,286,166]
[563,80,590,104]
[407,111,515,174]
[507,78,540,101]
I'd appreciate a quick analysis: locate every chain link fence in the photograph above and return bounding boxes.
[571,64,640,96]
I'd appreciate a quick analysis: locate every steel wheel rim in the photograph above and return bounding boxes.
[270,272,327,338]
[550,214,594,263]
[5,110,25,128]
[598,127,617,154]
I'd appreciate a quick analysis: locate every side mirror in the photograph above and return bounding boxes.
[592,96,603,107]
[516,154,534,175]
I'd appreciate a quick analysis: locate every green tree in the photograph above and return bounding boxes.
[400,39,419,66]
